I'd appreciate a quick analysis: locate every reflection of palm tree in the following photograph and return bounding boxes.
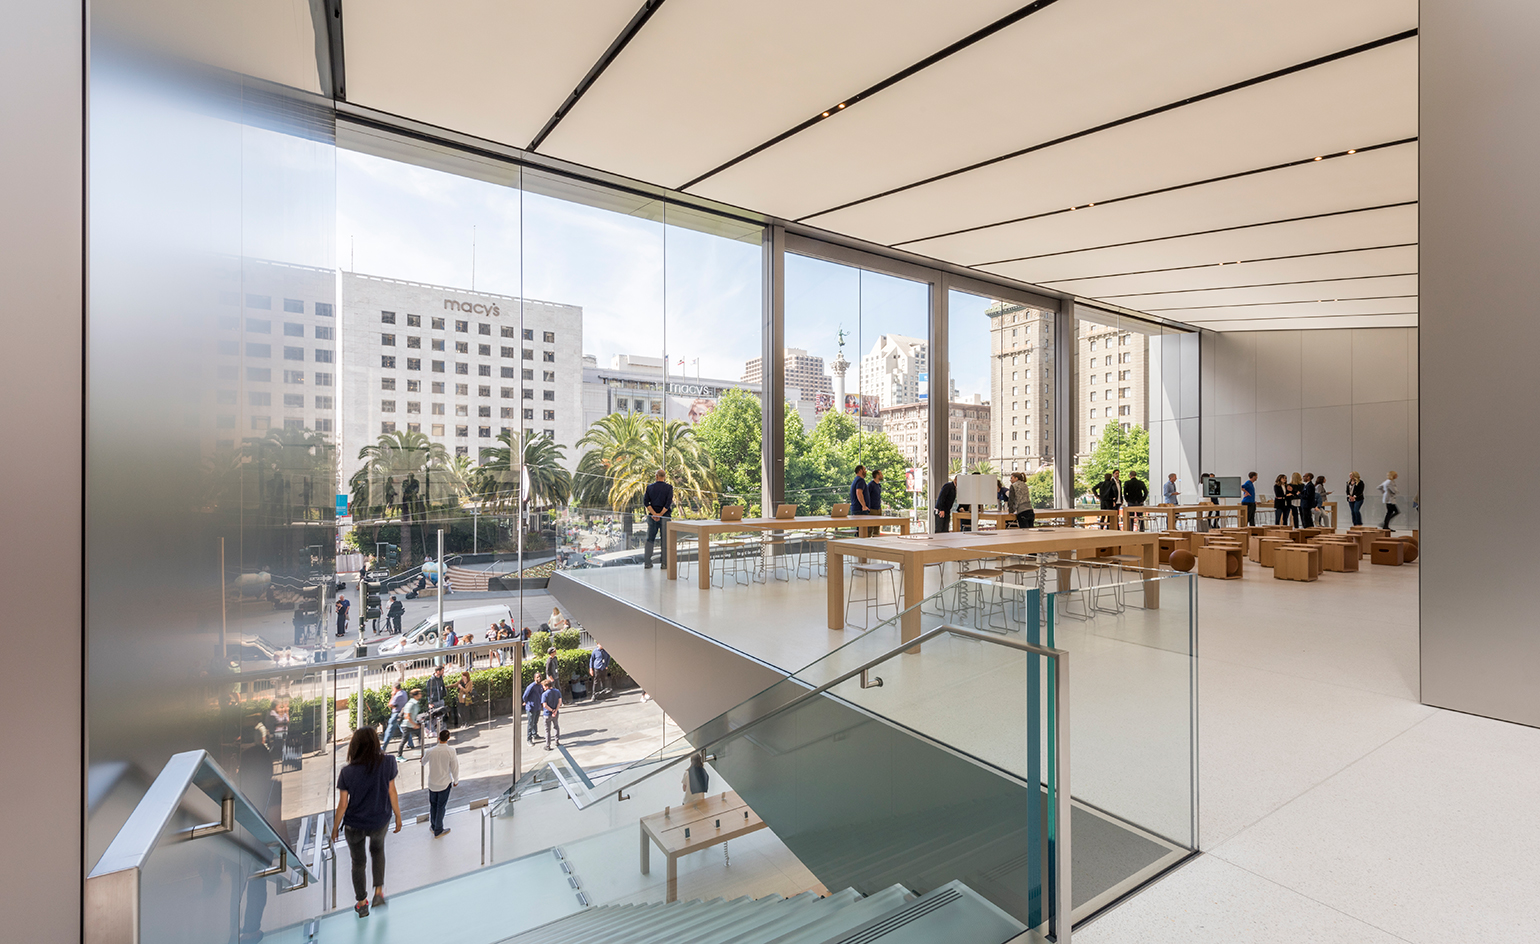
[480,430,571,512]
[351,430,447,565]
[222,428,334,570]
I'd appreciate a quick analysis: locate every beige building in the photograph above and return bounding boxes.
[987,302,1055,474]
[741,346,833,398]
[1076,323,1149,463]
[880,396,990,473]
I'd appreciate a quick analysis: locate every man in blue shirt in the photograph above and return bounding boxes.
[540,678,563,751]
[589,644,613,697]
[1162,473,1179,505]
[642,469,674,570]
[521,671,545,744]
[849,465,870,514]
[865,469,884,515]
[1241,471,1258,526]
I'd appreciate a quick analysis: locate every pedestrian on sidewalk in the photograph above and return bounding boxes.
[422,729,459,838]
[331,728,401,918]
[544,647,559,684]
[426,665,449,738]
[397,689,422,757]
[541,678,562,751]
[454,670,473,727]
[380,683,407,753]
[590,643,612,697]
[334,594,350,637]
[386,595,404,634]
[522,672,545,744]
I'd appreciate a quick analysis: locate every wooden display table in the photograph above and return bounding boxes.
[1371,540,1405,566]
[1198,544,1245,579]
[1317,541,1360,573]
[825,528,1161,641]
[640,791,766,902]
[667,514,910,589]
[1275,544,1322,581]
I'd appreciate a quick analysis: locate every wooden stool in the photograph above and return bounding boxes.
[1371,540,1404,566]
[1257,536,1291,567]
[1274,544,1321,581]
[1318,541,1360,573]
[1198,544,1245,579]
[1394,536,1420,563]
[1158,536,1181,564]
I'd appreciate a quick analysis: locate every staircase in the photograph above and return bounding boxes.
[499,881,1024,944]
[446,565,493,591]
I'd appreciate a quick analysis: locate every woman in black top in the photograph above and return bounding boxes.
[1346,472,1366,526]
[1272,474,1289,526]
[331,728,402,917]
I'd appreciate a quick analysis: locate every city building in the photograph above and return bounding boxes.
[583,353,763,429]
[741,346,832,398]
[338,272,584,482]
[987,301,1054,475]
[881,396,991,473]
[1076,324,1149,463]
[858,333,927,410]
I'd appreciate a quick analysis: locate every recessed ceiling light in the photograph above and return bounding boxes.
[836,103,846,109]
[1347,149,1357,154]
[1313,156,1323,161]
[821,112,830,118]
[1087,202,1095,207]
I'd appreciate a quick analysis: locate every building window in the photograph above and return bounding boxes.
[217,414,235,428]
[382,334,396,346]
[283,346,304,360]
[523,408,534,420]
[218,340,238,356]
[455,383,469,395]
[501,346,516,358]
[432,403,445,415]
[403,422,419,433]
[1119,387,1130,398]
[407,313,421,327]
[455,445,468,456]
[453,340,468,355]
[478,385,491,397]
[381,311,396,324]
[455,362,469,375]
[382,421,396,433]
[522,389,534,400]
[406,336,420,349]
[431,424,445,436]
[432,338,445,351]
[456,425,469,437]
[216,390,237,404]
[284,322,304,337]
[407,358,421,371]
[542,390,555,401]
[501,326,516,339]
[477,364,491,377]
[249,392,271,406]
[381,355,397,369]
[478,323,491,336]
[477,405,491,418]
[455,404,469,416]
[455,320,469,333]
[1089,390,1097,401]
[500,366,516,379]
[313,349,332,363]
[501,387,515,398]
[543,351,555,363]
[283,298,304,313]
[432,360,445,372]
[431,382,444,393]
[477,344,491,357]
[543,331,555,343]
[1089,424,1097,436]
[381,400,396,412]
[283,393,304,408]
[543,409,555,421]
[543,429,555,439]
[246,343,271,358]
[406,402,421,414]
[407,379,420,393]
[314,418,333,432]
[522,328,533,340]
[246,294,271,309]
[522,348,534,360]
[315,395,333,409]
[247,367,272,382]
[283,370,305,384]
[542,370,555,382]
[315,302,333,318]
[251,415,271,429]
[316,326,333,340]
[432,316,445,330]
[315,372,332,386]
[381,377,397,390]
[284,417,305,432]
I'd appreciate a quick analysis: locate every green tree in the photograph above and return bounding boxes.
[351,429,448,564]
[1027,468,1054,509]
[573,412,647,510]
[1074,423,1150,499]
[692,388,762,512]
[609,418,720,514]
[479,430,572,512]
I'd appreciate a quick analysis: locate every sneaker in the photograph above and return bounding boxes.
[354,902,370,918]
[371,891,386,907]
[644,563,653,570]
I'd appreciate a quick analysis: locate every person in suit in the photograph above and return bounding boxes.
[934,475,957,533]
[1347,472,1366,526]
[1300,473,1317,527]
[1123,473,1148,529]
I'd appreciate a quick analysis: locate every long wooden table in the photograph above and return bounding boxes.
[666,514,911,589]
[640,790,765,902]
[1123,501,1339,530]
[956,508,1121,529]
[826,528,1162,641]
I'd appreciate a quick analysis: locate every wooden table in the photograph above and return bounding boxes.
[825,528,1162,641]
[954,508,1121,530]
[667,514,911,589]
[640,791,765,902]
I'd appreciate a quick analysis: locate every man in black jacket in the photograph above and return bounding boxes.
[386,595,404,634]
[642,469,674,570]
[1123,473,1148,530]
[933,475,957,533]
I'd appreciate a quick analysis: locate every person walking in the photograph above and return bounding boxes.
[380,683,407,753]
[396,689,423,758]
[422,729,459,838]
[330,728,401,918]
[590,643,613,697]
[849,465,871,514]
[386,595,404,635]
[642,469,674,570]
[1162,473,1179,505]
[1379,471,1400,530]
[1315,477,1333,527]
[522,671,545,744]
[1239,472,1258,526]
[1123,472,1148,529]
[1272,474,1289,525]
[453,669,472,728]
[866,469,884,515]
[1347,472,1366,526]
[934,474,958,533]
[1008,472,1035,529]
[335,594,351,637]
[540,678,562,751]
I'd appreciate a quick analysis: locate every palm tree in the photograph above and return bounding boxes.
[351,429,447,565]
[479,430,572,512]
[575,412,648,510]
[608,418,720,514]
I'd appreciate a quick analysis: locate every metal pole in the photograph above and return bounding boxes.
[437,529,445,646]
[219,537,227,663]
[1054,648,1072,943]
[473,508,478,554]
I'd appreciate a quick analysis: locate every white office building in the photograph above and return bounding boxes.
[858,334,927,410]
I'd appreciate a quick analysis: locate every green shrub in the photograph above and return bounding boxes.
[527,631,551,656]
[552,629,581,650]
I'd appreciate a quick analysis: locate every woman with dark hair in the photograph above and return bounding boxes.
[682,751,710,804]
[1273,474,1289,526]
[330,728,401,918]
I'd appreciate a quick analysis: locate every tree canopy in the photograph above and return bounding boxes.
[1074,423,1150,499]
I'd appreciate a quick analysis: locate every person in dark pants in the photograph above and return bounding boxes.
[590,643,613,697]
[1007,472,1034,529]
[331,728,401,918]
[1300,474,1317,528]
[1273,474,1289,525]
[1095,472,1120,528]
[1123,473,1148,529]
[1347,472,1366,526]
[849,465,870,514]
[544,646,559,683]
[1241,472,1258,526]
[386,595,404,634]
[422,729,458,838]
[426,665,448,738]
[934,475,957,533]
[1379,471,1400,530]
[522,671,545,743]
[642,469,673,569]
[335,595,350,637]
[865,469,884,515]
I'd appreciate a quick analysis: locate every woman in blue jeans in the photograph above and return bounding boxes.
[1346,472,1366,526]
[331,728,402,918]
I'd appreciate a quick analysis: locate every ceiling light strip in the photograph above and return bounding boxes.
[1184,310,1419,326]
[1093,272,1418,299]
[892,137,1415,248]
[528,0,669,151]
[677,0,1064,190]
[972,200,1418,267]
[800,28,1418,221]
[1035,243,1418,284]
[1141,294,1418,312]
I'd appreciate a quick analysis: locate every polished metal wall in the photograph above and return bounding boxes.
[1421,0,1540,727]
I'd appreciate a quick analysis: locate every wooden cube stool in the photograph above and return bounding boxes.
[1318,541,1360,573]
[1371,540,1404,566]
[1274,544,1321,581]
[1198,544,1245,579]
[1257,536,1291,568]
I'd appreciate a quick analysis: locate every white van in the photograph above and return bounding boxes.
[376,604,514,656]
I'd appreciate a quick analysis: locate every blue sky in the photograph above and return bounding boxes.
[338,148,999,397]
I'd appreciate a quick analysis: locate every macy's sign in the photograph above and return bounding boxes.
[444,299,500,316]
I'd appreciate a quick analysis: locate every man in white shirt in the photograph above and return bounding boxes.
[422,729,459,837]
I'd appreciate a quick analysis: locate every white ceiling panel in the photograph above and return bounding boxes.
[1147,295,1416,321]
[1104,275,1418,310]
[981,203,1417,283]
[1039,245,1417,297]
[1184,312,1419,330]
[537,0,1027,187]
[345,0,643,149]
[698,6,1416,223]
[903,142,1417,265]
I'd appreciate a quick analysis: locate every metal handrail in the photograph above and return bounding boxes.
[86,750,317,944]
[573,621,1073,942]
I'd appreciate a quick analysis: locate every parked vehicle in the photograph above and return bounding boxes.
[375,604,514,656]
